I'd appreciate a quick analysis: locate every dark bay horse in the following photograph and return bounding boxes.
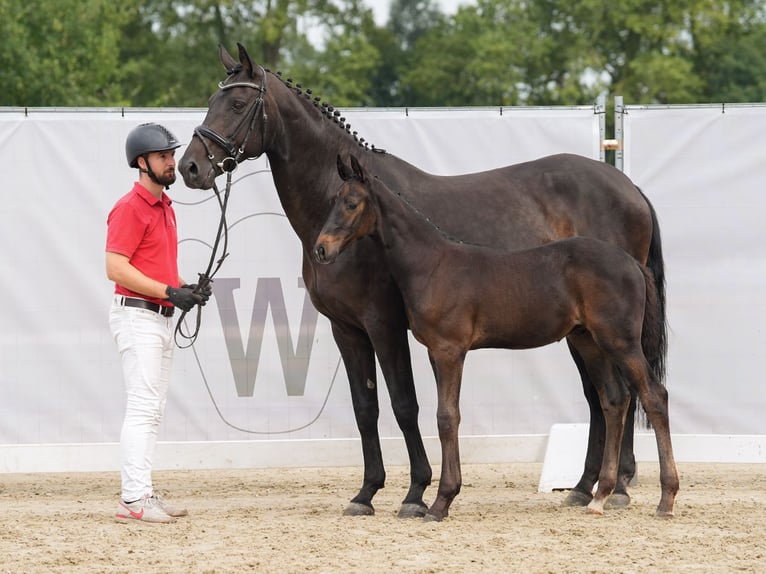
[313,155,678,520]
[179,43,667,517]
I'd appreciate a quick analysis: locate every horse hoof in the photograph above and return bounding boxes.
[398,503,428,519]
[423,512,444,523]
[586,501,605,515]
[655,509,674,519]
[604,493,631,510]
[343,502,374,516]
[562,489,593,507]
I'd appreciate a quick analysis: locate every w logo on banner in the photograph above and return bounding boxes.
[211,277,320,397]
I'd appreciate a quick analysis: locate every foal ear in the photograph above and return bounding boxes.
[337,154,353,181]
[350,155,365,182]
[219,44,237,72]
[237,42,255,78]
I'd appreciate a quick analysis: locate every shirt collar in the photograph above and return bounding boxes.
[133,182,172,206]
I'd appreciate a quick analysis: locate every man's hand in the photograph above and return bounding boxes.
[166,285,208,311]
[182,282,212,303]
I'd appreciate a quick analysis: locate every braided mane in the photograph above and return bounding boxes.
[266,68,386,154]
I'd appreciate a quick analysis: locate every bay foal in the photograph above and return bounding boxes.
[313,155,678,521]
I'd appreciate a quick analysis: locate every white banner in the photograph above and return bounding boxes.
[624,103,766,434]
[0,106,601,452]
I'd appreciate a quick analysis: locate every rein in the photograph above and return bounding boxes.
[174,67,268,348]
[173,171,232,348]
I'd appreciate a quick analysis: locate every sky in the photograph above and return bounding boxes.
[368,0,471,25]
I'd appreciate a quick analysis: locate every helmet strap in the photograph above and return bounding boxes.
[139,154,170,190]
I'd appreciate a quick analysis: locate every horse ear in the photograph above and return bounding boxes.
[219,44,237,72]
[237,42,255,78]
[337,154,353,181]
[350,154,365,182]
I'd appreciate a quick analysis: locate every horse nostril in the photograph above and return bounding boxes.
[187,161,198,177]
[315,245,325,262]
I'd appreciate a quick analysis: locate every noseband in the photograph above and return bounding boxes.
[193,66,268,173]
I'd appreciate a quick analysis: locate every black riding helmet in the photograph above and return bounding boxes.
[125,122,182,168]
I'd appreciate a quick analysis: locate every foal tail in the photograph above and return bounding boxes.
[638,188,668,387]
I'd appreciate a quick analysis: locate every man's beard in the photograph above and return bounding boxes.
[151,169,176,187]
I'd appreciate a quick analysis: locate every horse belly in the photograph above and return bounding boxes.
[473,310,571,351]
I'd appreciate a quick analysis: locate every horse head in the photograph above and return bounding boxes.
[179,43,268,189]
[313,155,378,264]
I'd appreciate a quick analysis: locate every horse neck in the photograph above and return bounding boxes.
[264,79,365,246]
[374,183,452,292]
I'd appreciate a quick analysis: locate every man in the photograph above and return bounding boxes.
[106,122,211,523]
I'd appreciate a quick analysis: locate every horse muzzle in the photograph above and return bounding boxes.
[179,155,217,190]
[313,244,335,265]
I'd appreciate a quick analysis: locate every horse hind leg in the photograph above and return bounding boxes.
[563,337,634,509]
[584,366,632,515]
[620,355,679,517]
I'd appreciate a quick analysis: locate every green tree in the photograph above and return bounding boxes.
[687,0,766,102]
[3,0,766,108]
[0,0,136,106]
[117,0,377,107]
[369,0,444,106]
[401,0,600,106]
[276,0,382,106]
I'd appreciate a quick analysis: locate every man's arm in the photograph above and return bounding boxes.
[106,251,169,299]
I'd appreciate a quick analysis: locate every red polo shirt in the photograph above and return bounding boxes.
[106,182,179,306]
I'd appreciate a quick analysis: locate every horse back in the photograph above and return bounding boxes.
[374,153,652,261]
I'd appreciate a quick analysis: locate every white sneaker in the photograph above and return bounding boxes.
[151,493,188,517]
[115,494,176,524]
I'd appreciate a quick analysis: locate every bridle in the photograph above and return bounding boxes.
[193,65,269,173]
[174,66,268,348]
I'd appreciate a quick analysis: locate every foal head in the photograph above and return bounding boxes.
[313,155,378,264]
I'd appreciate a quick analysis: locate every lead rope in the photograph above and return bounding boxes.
[173,168,233,348]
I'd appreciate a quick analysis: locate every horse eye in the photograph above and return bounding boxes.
[346,202,357,211]
[232,100,247,113]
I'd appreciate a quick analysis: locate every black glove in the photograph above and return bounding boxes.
[182,281,213,304]
[166,285,207,312]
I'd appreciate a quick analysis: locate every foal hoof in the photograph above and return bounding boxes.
[585,501,605,515]
[604,493,631,510]
[562,489,593,507]
[343,502,374,516]
[398,503,428,519]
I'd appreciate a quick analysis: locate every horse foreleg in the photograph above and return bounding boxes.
[369,321,431,518]
[331,322,385,516]
[424,349,465,522]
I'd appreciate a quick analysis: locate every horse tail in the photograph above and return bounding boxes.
[638,188,668,387]
[640,264,662,377]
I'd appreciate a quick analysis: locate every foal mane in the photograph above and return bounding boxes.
[366,175,490,248]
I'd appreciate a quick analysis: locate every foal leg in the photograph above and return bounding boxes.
[586,375,631,515]
[564,339,635,508]
[424,348,465,522]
